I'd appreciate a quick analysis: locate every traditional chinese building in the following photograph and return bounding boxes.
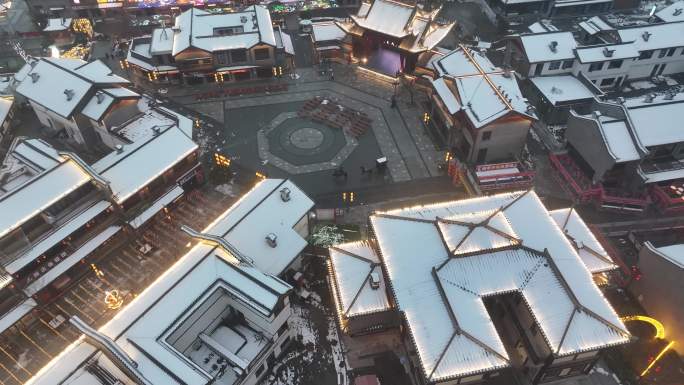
[336,0,454,75]
[329,190,630,384]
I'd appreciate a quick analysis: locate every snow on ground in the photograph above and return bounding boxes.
[289,305,319,348]
[326,316,349,385]
[214,183,240,197]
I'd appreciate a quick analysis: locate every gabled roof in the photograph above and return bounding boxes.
[15,58,129,119]
[655,1,684,22]
[203,179,314,276]
[574,42,639,63]
[24,197,292,385]
[645,242,684,268]
[431,46,535,128]
[530,75,599,106]
[91,108,197,204]
[312,21,346,42]
[621,92,684,147]
[0,139,91,241]
[518,31,577,63]
[365,190,629,382]
[579,16,614,36]
[345,0,454,52]
[150,27,174,55]
[617,21,684,52]
[549,208,617,273]
[171,6,277,56]
[329,241,391,318]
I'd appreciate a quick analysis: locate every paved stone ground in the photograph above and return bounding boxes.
[171,65,445,197]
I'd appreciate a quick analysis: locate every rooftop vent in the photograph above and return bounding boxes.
[29,72,39,83]
[152,126,161,135]
[592,110,602,119]
[644,93,656,103]
[115,144,124,153]
[617,97,625,104]
[642,31,651,41]
[674,8,682,16]
[265,233,277,248]
[240,15,248,23]
[549,41,558,53]
[369,272,380,289]
[64,89,74,101]
[280,187,291,202]
[95,92,105,104]
[603,47,614,57]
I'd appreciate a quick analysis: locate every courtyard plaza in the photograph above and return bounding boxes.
[158,64,446,197]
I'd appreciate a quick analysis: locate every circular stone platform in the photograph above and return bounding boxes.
[257,111,359,174]
[290,127,325,149]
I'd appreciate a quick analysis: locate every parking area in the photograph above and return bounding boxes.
[0,186,237,385]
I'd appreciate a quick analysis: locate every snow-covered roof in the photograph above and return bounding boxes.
[345,0,454,52]
[350,0,416,37]
[431,77,459,114]
[25,214,291,385]
[312,21,346,42]
[518,32,577,63]
[621,93,684,147]
[530,75,597,105]
[549,208,617,273]
[15,58,129,118]
[0,146,91,241]
[646,242,684,268]
[275,27,295,56]
[598,119,640,162]
[431,47,535,127]
[638,165,684,183]
[528,21,559,33]
[150,27,174,55]
[579,16,614,36]
[367,190,629,382]
[617,21,684,52]
[329,241,391,318]
[92,109,197,204]
[81,92,115,121]
[0,96,12,124]
[43,17,71,32]
[205,179,314,276]
[172,6,277,56]
[5,200,111,275]
[575,42,639,63]
[655,2,684,23]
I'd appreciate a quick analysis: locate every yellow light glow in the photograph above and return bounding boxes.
[640,341,674,377]
[621,315,665,339]
[104,290,124,310]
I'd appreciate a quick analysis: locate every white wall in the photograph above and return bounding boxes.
[29,100,85,144]
[575,59,631,88]
[628,47,684,79]
[528,60,574,77]
[91,120,126,149]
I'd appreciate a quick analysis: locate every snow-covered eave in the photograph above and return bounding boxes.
[349,15,412,39]
[368,197,630,376]
[643,241,684,269]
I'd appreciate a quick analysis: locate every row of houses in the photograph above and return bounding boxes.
[124,6,295,85]
[22,178,315,385]
[0,56,209,337]
[493,11,684,213]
